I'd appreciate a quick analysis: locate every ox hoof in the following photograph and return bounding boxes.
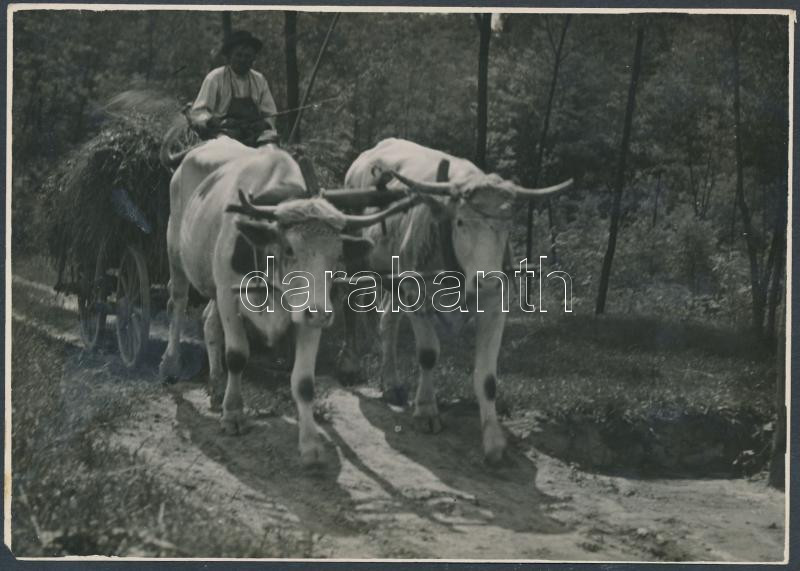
[336,351,363,387]
[159,356,181,382]
[413,402,442,434]
[221,409,247,435]
[209,393,223,412]
[482,423,507,465]
[382,386,409,407]
[413,414,443,434]
[300,440,326,468]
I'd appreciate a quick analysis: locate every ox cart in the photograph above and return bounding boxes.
[45,112,176,368]
[72,213,163,368]
[53,174,173,368]
[48,113,411,369]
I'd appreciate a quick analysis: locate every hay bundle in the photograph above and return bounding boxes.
[44,103,192,287]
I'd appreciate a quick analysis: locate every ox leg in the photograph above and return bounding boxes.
[291,325,325,467]
[203,300,225,412]
[408,313,442,434]
[379,296,406,406]
[159,267,189,381]
[216,293,250,435]
[473,308,508,464]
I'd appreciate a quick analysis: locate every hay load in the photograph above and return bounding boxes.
[43,91,198,289]
[41,88,335,291]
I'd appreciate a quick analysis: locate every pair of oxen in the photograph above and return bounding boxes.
[159,136,571,466]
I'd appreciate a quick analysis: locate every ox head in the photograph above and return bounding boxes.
[229,190,419,327]
[390,169,573,299]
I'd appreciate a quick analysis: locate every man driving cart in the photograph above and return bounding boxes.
[189,30,279,147]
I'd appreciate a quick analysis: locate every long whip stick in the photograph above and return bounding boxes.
[287,13,341,145]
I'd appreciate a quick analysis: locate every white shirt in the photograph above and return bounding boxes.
[190,66,278,130]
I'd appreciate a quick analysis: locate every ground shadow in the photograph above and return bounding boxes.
[353,392,570,534]
[170,390,367,538]
[524,406,770,479]
[506,313,765,360]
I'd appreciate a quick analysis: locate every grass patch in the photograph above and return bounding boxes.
[345,308,776,475]
[353,311,774,418]
[10,321,311,557]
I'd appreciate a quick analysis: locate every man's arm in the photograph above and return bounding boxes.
[189,71,220,130]
[256,75,279,131]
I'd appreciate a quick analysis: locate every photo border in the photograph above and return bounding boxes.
[2,1,796,568]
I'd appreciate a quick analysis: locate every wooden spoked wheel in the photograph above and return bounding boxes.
[115,244,151,368]
[77,240,109,350]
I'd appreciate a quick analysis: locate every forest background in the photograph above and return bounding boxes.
[10,10,789,338]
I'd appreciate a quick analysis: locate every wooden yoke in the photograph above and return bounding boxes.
[436,159,450,183]
[376,170,395,235]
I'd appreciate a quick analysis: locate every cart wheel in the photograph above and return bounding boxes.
[78,241,109,350]
[115,244,151,368]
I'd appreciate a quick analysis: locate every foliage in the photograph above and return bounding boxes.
[10,10,789,329]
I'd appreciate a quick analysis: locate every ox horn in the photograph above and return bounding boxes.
[503,178,574,198]
[389,171,454,196]
[225,189,279,219]
[342,195,421,231]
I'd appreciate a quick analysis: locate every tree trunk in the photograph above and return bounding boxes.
[730,18,766,335]
[145,12,157,81]
[700,148,716,220]
[284,11,300,141]
[403,70,413,139]
[596,25,645,315]
[652,170,662,227]
[352,73,361,150]
[475,14,491,170]
[222,12,232,45]
[526,14,571,284]
[765,206,786,342]
[768,291,786,489]
[686,134,699,217]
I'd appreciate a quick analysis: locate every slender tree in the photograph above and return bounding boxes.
[222,12,232,45]
[729,17,767,336]
[144,12,157,81]
[526,14,571,278]
[596,24,645,315]
[285,11,300,141]
[768,290,786,489]
[652,169,663,227]
[474,13,491,169]
[765,204,786,341]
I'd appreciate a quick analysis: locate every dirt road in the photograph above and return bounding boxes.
[10,274,787,561]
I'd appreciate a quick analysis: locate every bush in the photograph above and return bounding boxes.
[667,205,717,292]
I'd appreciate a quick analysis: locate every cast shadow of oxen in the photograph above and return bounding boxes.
[322,389,571,535]
[170,388,372,539]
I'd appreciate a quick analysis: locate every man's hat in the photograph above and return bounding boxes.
[221,30,263,57]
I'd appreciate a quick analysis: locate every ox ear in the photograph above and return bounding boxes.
[341,235,374,265]
[235,216,282,247]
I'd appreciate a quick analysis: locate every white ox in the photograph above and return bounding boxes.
[343,138,572,463]
[160,136,412,466]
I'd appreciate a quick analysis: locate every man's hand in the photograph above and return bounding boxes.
[254,117,274,131]
[206,116,222,131]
